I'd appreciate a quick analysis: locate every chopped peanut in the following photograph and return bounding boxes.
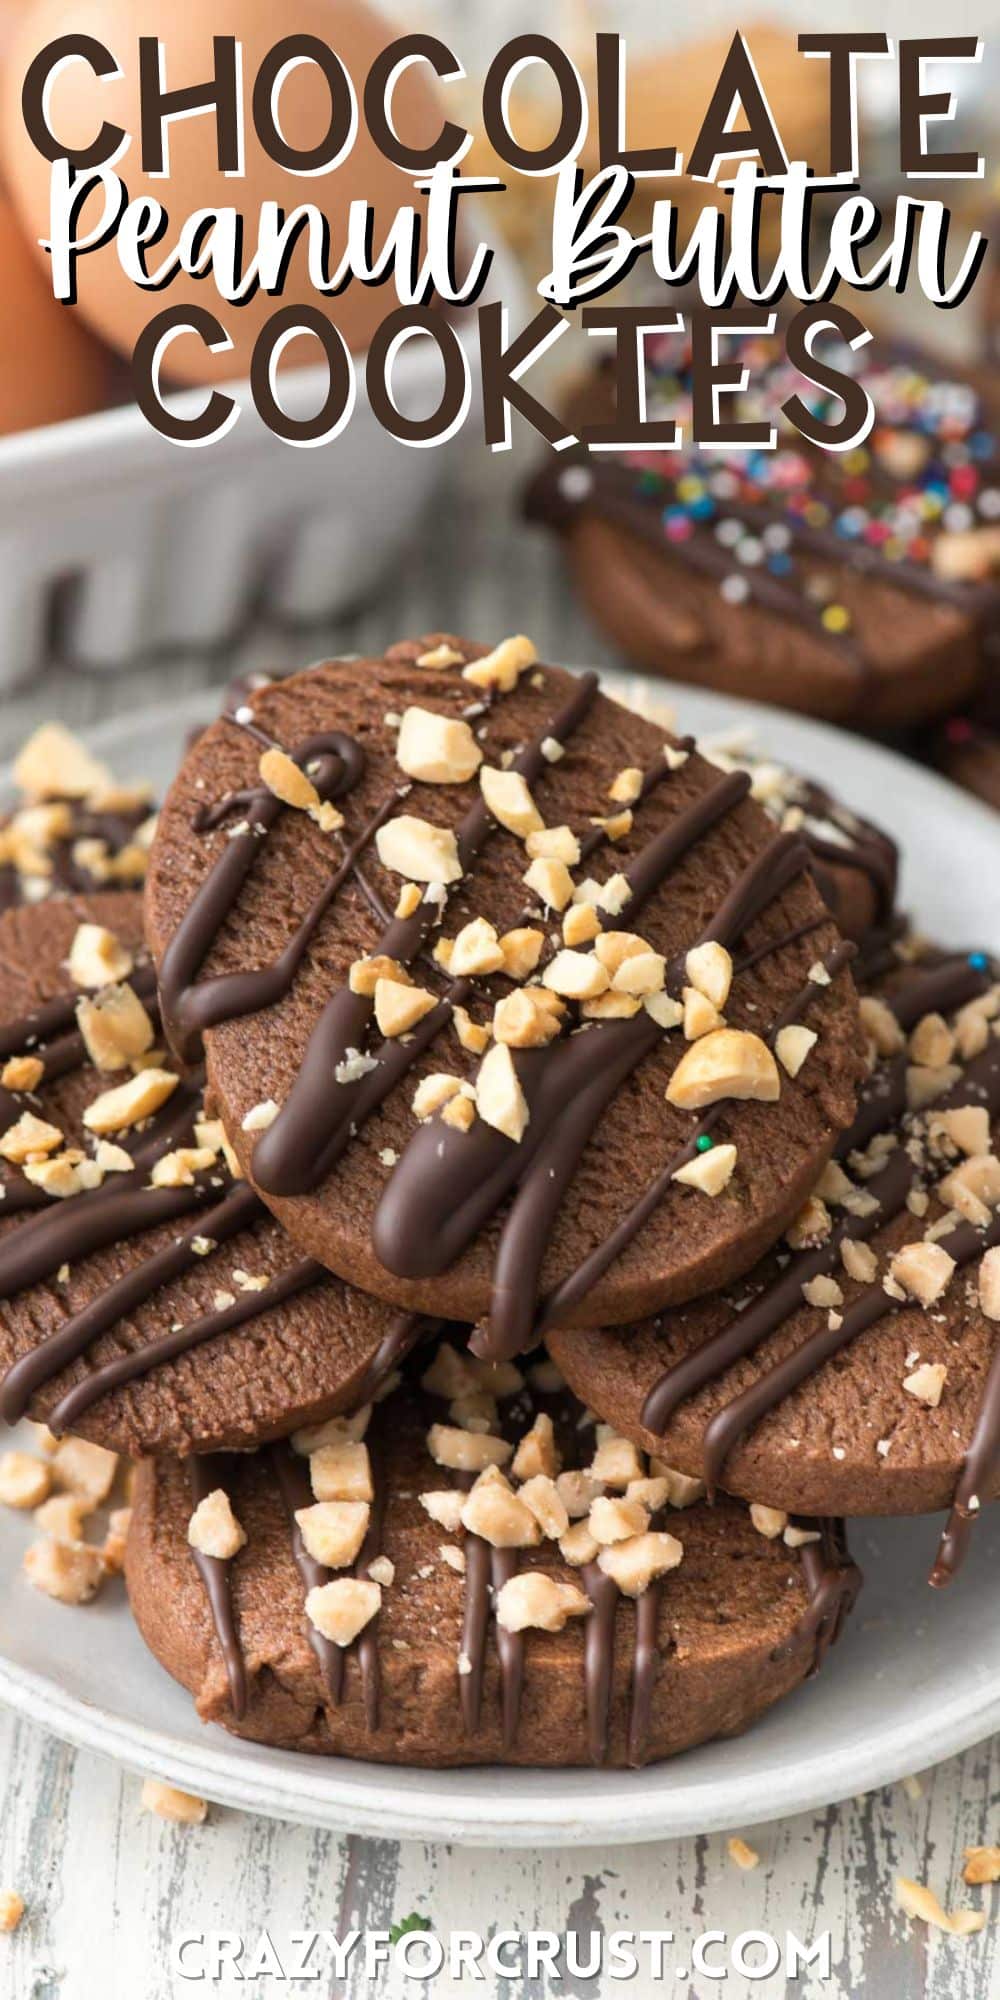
[903,1362,947,1409]
[395,707,482,785]
[461,1469,540,1548]
[479,766,543,838]
[419,1489,465,1532]
[980,1246,1000,1321]
[188,1489,246,1561]
[750,1503,788,1539]
[374,978,437,1039]
[494,1572,591,1633]
[0,1055,43,1092]
[449,918,505,978]
[589,1495,649,1545]
[67,924,134,990]
[590,1435,644,1488]
[523,857,574,912]
[475,1043,529,1143]
[375,815,462,884]
[309,1440,373,1504]
[668,1029,780,1111]
[306,1577,381,1646]
[776,1025,818,1078]
[597,1530,683,1595]
[141,1779,208,1825]
[542,950,609,1002]
[685,942,733,1012]
[24,1537,105,1604]
[0,1891,25,1933]
[0,1111,63,1164]
[672,1143,738,1197]
[14,722,109,800]
[493,987,564,1049]
[890,1241,956,1308]
[518,1475,569,1539]
[563,904,601,948]
[525,825,580,866]
[295,1500,370,1569]
[259,747,322,815]
[51,1438,118,1506]
[427,1425,511,1473]
[498,927,545,980]
[83,1068,178,1135]
[0,1453,52,1510]
[462,635,537,692]
[511,1413,560,1482]
[896,1877,985,1937]
[859,995,904,1057]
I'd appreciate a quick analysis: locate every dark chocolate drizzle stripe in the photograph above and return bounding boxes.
[45,1251,322,1435]
[0,1181,263,1424]
[794,1524,863,1672]
[188,1455,249,1720]
[253,672,602,1198]
[536,938,856,1336]
[160,731,371,1059]
[272,1444,345,1701]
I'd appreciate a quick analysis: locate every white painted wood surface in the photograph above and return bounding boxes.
[0,435,997,2000]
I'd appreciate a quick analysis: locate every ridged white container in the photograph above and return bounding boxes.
[0,240,519,688]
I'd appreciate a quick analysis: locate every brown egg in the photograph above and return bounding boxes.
[0,194,110,430]
[1,0,443,382]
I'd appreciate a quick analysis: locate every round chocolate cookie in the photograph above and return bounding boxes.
[0,891,423,1458]
[547,947,1000,1585]
[126,1341,859,1767]
[144,637,865,1355]
[525,328,1000,730]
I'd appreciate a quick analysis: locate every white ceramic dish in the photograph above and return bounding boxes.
[0,680,997,1847]
[0,233,519,688]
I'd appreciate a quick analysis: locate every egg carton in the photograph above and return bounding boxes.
[0,242,519,691]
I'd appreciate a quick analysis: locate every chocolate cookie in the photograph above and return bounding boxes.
[547,947,1000,1584]
[1,722,154,914]
[526,328,1000,730]
[126,1339,859,1767]
[0,891,424,1458]
[144,638,865,1354]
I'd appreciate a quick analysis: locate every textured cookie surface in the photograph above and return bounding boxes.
[145,640,865,1349]
[526,329,1000,729]
[548,947,1000,1579]
[0,893,416,1457]
[127,1350,859,1768]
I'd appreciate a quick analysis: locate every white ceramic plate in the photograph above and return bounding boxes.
[0,681,998,1848]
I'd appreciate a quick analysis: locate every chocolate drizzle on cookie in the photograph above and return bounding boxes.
[187,1455,249,1721]
[183,1345,859,1767]
[637,952,1000,1583]
[195,1317,421,1718]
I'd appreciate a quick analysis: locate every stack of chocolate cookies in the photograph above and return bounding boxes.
[1,637,996,1772]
